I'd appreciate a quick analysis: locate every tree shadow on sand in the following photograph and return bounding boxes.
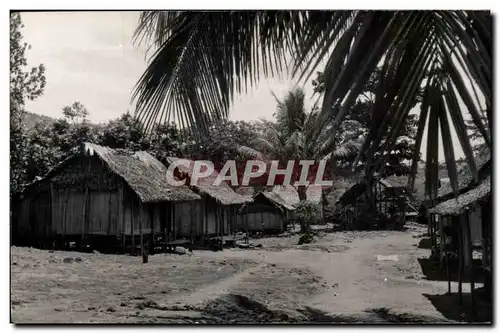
[199,294,454,324]
[417,238,432,249]
[418,257,485,283]
[423,291,492,324]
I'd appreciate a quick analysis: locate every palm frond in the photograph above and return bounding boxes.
[133,11,303,136]
[133,11,492,194]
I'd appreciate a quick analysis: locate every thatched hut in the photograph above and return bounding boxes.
[11,143,201,252]
[165,157,251,248]
[322,176,358,220]
[428,175,491,305]
[236,190,296,234]
[423,148,491,256]
[335,176,410,228]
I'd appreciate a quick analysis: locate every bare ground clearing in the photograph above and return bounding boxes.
[11,223,486,324]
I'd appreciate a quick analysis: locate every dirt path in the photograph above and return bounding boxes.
[186,225,462,321]
[12,224,478,323]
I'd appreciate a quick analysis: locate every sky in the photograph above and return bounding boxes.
[21,11,315,124]
[19,11,479,161]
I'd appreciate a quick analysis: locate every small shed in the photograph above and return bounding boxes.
[165,157,252,248]
[236,191,296,234]
[11,143,201,252]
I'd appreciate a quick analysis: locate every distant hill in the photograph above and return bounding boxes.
[22,112,57,131]
[21,112,103,132]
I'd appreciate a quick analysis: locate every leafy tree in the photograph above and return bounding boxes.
[23,103,99,183]
[49,103,99,157]
[133,11,491,200]
[186,119,262,177]
[97,112,148,151]
[10,13,46,107]
[10,12,46,192]
[62,101,89,124]
[24,122,60,181]
[148,122,188,162]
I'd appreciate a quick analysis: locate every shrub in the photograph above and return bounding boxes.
[295,201,318,233]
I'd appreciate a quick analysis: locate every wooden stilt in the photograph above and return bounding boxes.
[220,207,224,251]
[164,227,168,252]
[50,183,55,249]
[458,215,464,305]
[81,186,89,251]
[428,213,432,249]
[149,204,154,255]
[131,202,135,254]
[245,208,249,244]
[119,185,125,253]
[464,209,475,316]
[445,217,451,294]
[260,212,264,234]
[172,204,176,241]
[140,203,147,263]
[190,205,194,251]
[439,215,445,269]
[168,203,172,246]
[62,191,69,250]
[164,204,168,252]
[204,201,208,246]
[107,192,113,237]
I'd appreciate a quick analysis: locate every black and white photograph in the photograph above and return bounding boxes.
[8,8,493,325]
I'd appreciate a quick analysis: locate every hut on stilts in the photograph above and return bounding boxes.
[428,175,492,310]
[423,147,491,251]
[11,143,201,255]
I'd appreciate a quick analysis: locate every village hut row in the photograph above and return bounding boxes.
[11,143,322,252]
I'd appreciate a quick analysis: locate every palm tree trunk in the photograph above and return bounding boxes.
[363,165,377,229]
[297,185,307,201]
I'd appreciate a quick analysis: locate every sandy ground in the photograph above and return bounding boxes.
[10,223,489,324]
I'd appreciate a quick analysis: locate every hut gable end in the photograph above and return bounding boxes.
[51,154,121,192]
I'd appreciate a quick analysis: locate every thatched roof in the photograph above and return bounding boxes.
[336,182,367,205]
[428,175,491,216]
[18,143,200,203]
[436,147,491,199]
[257,191,296,211]
[380,175,409,188]
[164,157,251,205]
[81,143,200,203]
[323,176,358,206]
[234,186,256,201]
[270,185,323,206]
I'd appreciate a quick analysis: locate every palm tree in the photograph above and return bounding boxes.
[133,11,492,200]
[252,88,362,201]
